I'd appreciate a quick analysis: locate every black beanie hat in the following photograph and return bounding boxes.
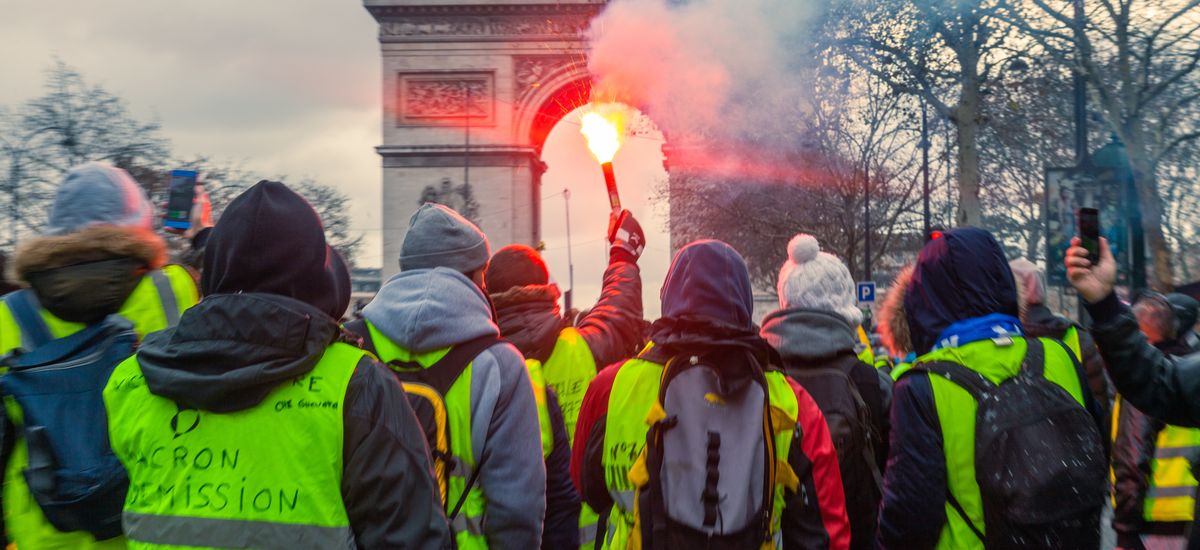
[485,244,549,294]
[201,180,350,320]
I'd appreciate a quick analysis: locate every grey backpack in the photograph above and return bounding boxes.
[636,348,784,550]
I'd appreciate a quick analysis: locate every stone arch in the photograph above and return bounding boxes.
[364,1,604,279]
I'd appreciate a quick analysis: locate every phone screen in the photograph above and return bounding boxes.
[1077,207,1100,264]
[165,170,198,229]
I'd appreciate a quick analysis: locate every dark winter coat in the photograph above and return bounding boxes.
[570,240,850,549]
[877,228,1101,549]
[761,308,889,550]
[1091,293,1200,549]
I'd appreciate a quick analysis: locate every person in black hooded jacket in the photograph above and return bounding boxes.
[103,181,451,549]
[1110,291,1200,550]
[1067,238,1200,550]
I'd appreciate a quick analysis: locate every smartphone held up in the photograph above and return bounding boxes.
[1076,207,1100,265]
[164,170,198,230]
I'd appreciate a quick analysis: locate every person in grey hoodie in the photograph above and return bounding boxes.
[350,203,546,549]
[760,234,889,550]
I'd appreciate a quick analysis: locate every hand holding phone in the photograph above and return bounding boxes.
[1076,207,1100,265]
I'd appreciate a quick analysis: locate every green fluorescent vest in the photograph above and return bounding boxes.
[1,266,197,550]
[906,337,1086,550]
[1111,396,1200,523]
[601,355,799,550]
[104,342,363,550]
[539,327,601,548]
[366,321,490,549]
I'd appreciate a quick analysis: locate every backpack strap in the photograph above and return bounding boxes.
[911,361,995,400]
[390,335,503,395]
[1020,337,1047,379]
[342,318,376,357]
[149,270,180,327]
[4,290,53,351]
[946,489,985,542]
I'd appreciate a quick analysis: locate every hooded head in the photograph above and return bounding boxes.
[12,162,166,322]
[400,203,490,277]
[660,240,754,331]
[776,233,862,327]
[201,181,350,320]
[904,227,1019,355]
[486,244,550,294]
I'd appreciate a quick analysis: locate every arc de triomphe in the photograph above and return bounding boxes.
[363,0,609,280]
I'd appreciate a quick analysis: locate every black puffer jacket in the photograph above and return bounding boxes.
[761,308,890,550]
[1086,292,1200,550]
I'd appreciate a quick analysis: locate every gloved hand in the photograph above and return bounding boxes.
[608,209,645,263]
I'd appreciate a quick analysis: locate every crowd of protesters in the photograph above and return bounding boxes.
[0,161,1197,550]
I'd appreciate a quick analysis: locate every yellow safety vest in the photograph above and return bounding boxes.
[104,343,361,549]
[1111,396,1200,523]
[0,266,197,550]
[539,328,602,548]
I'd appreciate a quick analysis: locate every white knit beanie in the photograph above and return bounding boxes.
[777,234,863,327]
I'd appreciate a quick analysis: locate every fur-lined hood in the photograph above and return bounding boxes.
[877,264,913,358]
[491,283,563,364]
[490,283,561,311]
[11,225,166,284]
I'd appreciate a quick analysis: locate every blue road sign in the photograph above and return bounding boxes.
[857,281,876,303]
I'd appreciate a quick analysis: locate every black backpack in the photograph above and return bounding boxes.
[787,360,882,492]
[914,337,1106,549]
[0,290,138,539]
[634,347,791,550]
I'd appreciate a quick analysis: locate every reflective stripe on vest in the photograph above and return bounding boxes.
[912,337,1086,550]
[104,343,360,550]
[1144,425,1200,522]
[601,357,798,550]
[1,266,197,550]
[123,512,353,550]
[525,359,555,458]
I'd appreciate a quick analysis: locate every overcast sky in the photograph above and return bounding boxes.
[0,0,673,316]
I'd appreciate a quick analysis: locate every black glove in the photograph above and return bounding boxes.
[608,209,645,262]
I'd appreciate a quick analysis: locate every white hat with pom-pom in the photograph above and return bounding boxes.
[777,234,863,326]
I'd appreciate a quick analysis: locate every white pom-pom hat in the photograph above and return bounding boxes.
[776,234,863,327]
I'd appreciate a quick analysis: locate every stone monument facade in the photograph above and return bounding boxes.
[363,1,605,280]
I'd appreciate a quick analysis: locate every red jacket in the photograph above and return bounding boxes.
[570,358,851,550]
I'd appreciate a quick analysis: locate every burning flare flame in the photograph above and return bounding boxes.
[580,107,625,164]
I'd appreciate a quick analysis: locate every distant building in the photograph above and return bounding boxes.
[346,267,382,320]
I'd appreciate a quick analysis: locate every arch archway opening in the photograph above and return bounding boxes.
[538,102,670,318]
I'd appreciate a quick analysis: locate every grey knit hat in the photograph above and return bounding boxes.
[400,203,491,274]
[777,233,863,327]
[45,162,154,236]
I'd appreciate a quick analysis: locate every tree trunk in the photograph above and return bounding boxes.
[955,50,983,227]
[1127,145,1175,291]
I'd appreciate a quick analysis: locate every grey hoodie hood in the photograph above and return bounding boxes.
[761,307,859,362]
[362,267,499,352]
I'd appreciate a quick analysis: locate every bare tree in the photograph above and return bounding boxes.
[1003,0,1200,289]
[0,61,169,249]
[831,0,1018,227]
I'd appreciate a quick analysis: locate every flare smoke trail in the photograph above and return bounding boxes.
[586,0,818,145]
